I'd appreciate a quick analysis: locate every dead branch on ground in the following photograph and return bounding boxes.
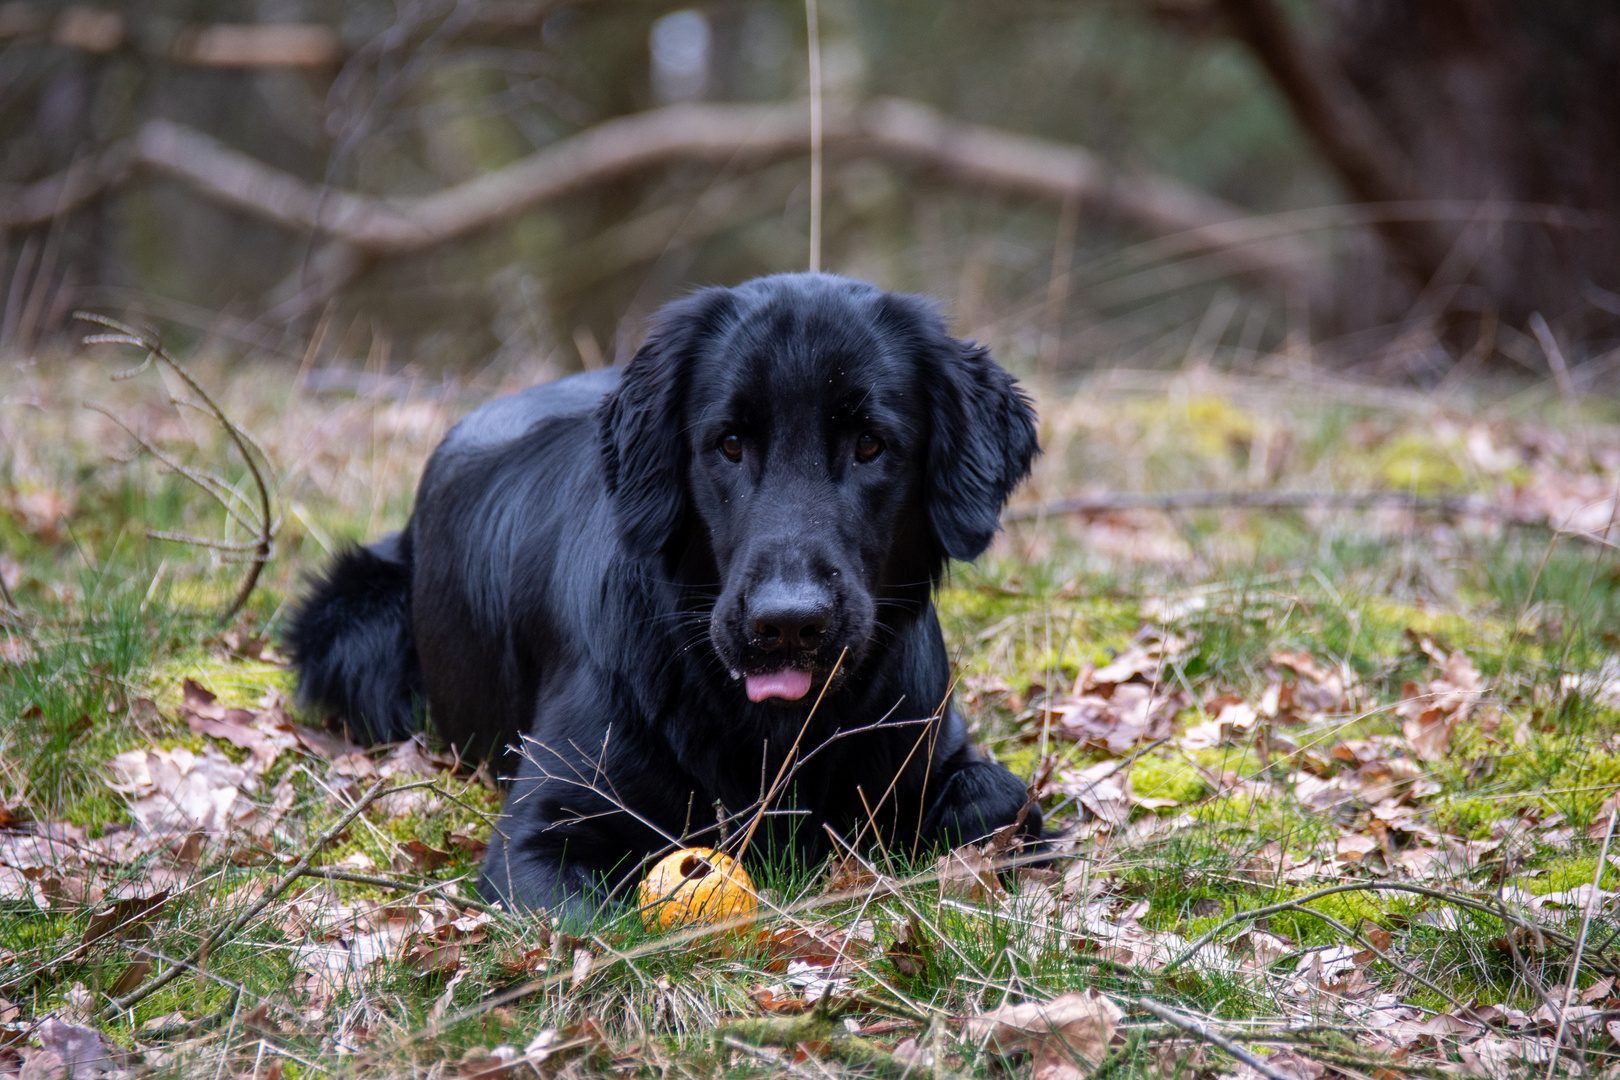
[2,100,1322,297]
[1003,489,1619,548]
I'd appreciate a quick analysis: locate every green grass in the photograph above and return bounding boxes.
[9,354,1620,1076]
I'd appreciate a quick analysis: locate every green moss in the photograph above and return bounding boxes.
[1487,742,1620,825]
[1375,433,1468,493]
[1430,797,1501,841]
[1353,598,1512,669]
[1185,911,1232,940]
[1132,754,1209,806]
[151,654,295,712]
[995,744,1040,783]
[1124,395,1256,464]
[1270,888,1412,946]
[935,581,1140,691]
[1514,857,1620,896]
[1190,747,1266,777]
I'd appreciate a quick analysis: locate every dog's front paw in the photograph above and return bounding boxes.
[921,760,1042,850]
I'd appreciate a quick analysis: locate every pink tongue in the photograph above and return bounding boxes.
[746,669,814,703]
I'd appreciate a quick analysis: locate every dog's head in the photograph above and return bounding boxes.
[599,273,1037,703]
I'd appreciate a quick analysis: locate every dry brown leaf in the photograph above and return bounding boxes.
[106,746,257,835]
[0,636,36,667]
[33,1018,115,1078]
[937,845,1004,902]
[1396,651,1485,762]
[396,840,453,873]
[106,960,149,997]
[756,924,871,972]
[1053,760,1133,825]
[378,737,456,778]
[139,1010,188,1033]
[292,726,365,762]
[8,487,75,543]
[962,989,1123,1080]
[748,987,812,1014]
[568,948,593,989]
[824,855,886,894]
[885,915,933,978]
[178,681,302,774]
[19,1045,64,1080]
[81,891,169,946]
[1043,684,1187,756]
[1242,1048,1325,1080]
[446,832,489,860]
[407,939,462,975]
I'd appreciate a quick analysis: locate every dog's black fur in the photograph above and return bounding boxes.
[288,273,1042,914]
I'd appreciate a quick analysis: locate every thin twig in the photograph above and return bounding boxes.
[297,867,503,917]
[83,403,265,532]
[1003,489,1605,541]
[730,648,848,863]
[97,778,414,1022]
[1501,911,1587,1072]
[722,1011,959,1080]
[410,845,1056,1043]
[1546,808,1617,1080]
[804,0,822,273]
[77,313,277,622]
[1128,996,1297,1080]
[1263,899,1484,1024]
[0,107,1321,291]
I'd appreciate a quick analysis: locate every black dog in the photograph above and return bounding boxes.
[288,273,1041,914]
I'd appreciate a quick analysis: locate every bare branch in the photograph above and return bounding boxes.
[81,404,266,536]
[78,313,277,622]
[2,101,1323,291]
[1128,997,1299,1080]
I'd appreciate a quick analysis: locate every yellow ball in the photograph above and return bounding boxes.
[638,847,758,932]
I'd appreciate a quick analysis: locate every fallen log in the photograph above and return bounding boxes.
[0,98,1322,291]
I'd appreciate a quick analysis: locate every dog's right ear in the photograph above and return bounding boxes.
[598,288,736,559]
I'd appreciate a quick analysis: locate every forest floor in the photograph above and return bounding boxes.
[4,337,1620,1080]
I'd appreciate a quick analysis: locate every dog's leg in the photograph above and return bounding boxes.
[474,751,649,921]
[920,743,1043,849]
[477,826,601,920]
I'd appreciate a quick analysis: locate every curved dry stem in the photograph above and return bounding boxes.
[76,312,277,622]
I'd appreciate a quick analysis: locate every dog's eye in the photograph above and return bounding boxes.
[719,433,743,463]
[855,433,884,463]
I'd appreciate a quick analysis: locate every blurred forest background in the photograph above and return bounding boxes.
[2,0,1619,386]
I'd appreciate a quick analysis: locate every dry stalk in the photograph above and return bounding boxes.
[297,867,505,918]
[75,312,278,623]
[1128,997,1297,1080]
[1545,808,1617,1080]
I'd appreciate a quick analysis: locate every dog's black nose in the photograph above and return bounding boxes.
[748,585,832,652]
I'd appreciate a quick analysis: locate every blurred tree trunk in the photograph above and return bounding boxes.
[1222,0,1620,348]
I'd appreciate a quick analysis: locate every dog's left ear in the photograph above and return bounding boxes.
[598,288,736,559]
[889,297,1038,562]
